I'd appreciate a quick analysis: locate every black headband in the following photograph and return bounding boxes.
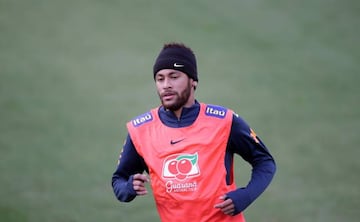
[153,46,198,81]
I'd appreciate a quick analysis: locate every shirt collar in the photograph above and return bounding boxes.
[158,101,200,127]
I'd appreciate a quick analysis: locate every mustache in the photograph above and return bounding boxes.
[160,91,177,97]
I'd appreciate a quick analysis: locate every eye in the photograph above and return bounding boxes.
[170,74,179,79]
[156,76,164,82]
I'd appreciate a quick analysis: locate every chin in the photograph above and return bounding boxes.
[161,99,173,106]
[162,103,179,111]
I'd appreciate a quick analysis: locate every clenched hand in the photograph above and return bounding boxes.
[214,195,235,216]
[132,173,149,196]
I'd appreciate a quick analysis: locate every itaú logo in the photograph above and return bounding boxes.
[162,153,200,181]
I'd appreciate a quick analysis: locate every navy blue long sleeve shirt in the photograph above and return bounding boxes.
[112,102,276,214]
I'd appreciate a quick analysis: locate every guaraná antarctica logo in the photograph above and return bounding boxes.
[162,153,200,193]
[162,152,200,181]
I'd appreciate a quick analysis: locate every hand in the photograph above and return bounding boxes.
[214,195,235,216]
[132,173,149,196]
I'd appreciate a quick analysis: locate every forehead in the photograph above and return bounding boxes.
[155,69,187,77]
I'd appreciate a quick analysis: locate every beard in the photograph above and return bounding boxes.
[159,81,192,111]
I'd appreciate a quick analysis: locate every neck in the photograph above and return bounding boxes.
[173,98,195,119]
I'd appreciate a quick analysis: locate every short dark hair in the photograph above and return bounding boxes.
[162,42,195,55]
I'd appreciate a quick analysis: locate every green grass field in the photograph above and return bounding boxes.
[1,0,359,221]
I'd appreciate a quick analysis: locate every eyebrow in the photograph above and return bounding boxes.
[156,71,181,77]
[169,71,180,75]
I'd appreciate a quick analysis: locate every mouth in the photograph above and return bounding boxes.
[161,92,176,101]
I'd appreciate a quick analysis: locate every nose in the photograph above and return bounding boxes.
[163,77,172,89]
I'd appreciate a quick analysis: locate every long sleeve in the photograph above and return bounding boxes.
[226,114,276,214]
[111,134,147,202]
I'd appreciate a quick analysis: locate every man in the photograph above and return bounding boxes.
[112,42,276,222]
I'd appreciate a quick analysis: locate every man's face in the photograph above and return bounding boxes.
[155,69,195,111]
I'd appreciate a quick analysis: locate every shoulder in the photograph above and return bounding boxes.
[128,108,158,128]
[201,103,234,119]
[229,110,251,132]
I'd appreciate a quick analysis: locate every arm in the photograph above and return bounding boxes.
[226,114,276,214]
[111,134,148,202]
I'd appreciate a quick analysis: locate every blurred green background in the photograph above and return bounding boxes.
[1,0,359,221]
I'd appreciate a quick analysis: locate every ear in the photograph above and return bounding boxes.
[192,81,198,90]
